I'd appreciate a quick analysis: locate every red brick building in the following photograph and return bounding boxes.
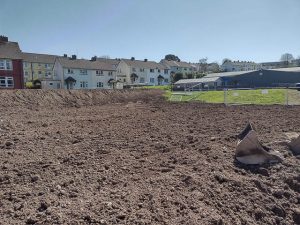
[0,36,24,89]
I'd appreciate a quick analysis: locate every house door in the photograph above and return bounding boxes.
[66,82,74,89]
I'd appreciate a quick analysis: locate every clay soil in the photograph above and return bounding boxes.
[0,90,299,225]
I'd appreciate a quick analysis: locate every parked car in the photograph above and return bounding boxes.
[296,83,300,91]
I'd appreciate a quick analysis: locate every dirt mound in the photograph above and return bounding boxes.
[0,95,299,224]
[0,89,164,108]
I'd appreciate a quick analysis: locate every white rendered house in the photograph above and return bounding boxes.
[116,58,170,86]
[53,55,117,89]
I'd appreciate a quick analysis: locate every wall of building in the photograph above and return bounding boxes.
[62,68,116,89]
[41,80,62,89]
[168,66,195,76]
[221,61,258,72]
[90,70,116,89]
[222,70,300,88]
[23,62,54,82]
[116,61,170,85]
[0,59,24,89]
[116,61,130,83]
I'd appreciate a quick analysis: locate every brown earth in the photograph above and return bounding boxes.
[0,89,299,225]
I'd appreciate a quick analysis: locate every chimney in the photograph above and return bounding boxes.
[0,35,8,44]
[131,57,135,61]
[71,55,77,60]
[144,59,148,62]
[91,56,97,61]
[63,54,68,58]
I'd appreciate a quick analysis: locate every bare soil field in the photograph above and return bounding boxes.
[0,90,299,225]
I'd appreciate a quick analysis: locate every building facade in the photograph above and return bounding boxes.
[54,56,117,89]
[203,67,300,88]
[221,60,259,72]
[259,60,300,70]
[22,52,58,88]
[160,59,197,76]
[0,36,24,89]
[116,58,170,86]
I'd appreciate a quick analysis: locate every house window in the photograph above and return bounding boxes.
[158,69,161,73]
[49,83,53,86]
[38,71,41,75]
[80,81,88,88]
[150,69,154,73]
[45,64,49,69]
[97,82,104,88]
[164,69,168,74]
[38,63,41,67]
[96,70,103,75]
[25,71,29,76]
[164,79,169,83]
[80,69,87,75]
[108,71,113,76]
[150,78,155,83]
[140,68,144,72]
[24,62,28,67]
[140,77,145,83]
[0,77,14,88]
[0,60,12,70]
[132,68,136,72]
[6,61,12,70]
[67,68,74,74]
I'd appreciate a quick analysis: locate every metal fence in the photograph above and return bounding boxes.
[169,87,300,105]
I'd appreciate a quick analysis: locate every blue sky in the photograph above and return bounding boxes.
[0,0,299,63]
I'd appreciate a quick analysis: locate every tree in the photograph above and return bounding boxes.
[186,73,194,79]
[199,58,208,64]
[208,63,220,73]
[222,58,231,65]
[280,53,294,63]
[165,54,180,62]
[199,58,208,73]
[173,73,183,82]
[195,73,205,78]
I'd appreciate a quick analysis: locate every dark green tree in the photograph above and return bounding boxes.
[186,73,194,79]
[164,54,180,62]
[173,73,183,82]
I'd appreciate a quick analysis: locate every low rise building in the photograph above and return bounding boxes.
[174,77,222,91]
[160,59,197,76]
[221,60,259,72]
[204,67,300,88]
[0,36,24,89]
[54,55,117,89]
[259,60,300,69]
[116,58,170,86]
[22,52,59,88]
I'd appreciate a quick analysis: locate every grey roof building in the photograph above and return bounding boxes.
[160,59,197,75]
[22,52,58,64]
[56,57,117,71]
[0,41,22,59]
[174,67,300,89]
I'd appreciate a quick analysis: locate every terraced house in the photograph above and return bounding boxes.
[116,58,170,86]
[221,60,259,72]
[160,59,197,76]
[0,36,24,89]
[22,52,60,89]
[54,55,118,89]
